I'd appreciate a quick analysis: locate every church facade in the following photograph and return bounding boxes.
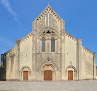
[0,4,96,81]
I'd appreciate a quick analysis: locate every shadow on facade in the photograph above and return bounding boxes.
[0,54,6,81]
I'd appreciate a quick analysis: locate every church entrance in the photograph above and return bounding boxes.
[68,70,73,80]
[44,70,52,81]
[23,71,28,81]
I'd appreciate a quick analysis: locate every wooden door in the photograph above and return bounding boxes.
[23,71,28,81]
[44,70,52,81]
[68,71,73,80]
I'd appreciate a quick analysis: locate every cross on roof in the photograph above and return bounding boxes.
[48,2,50,5]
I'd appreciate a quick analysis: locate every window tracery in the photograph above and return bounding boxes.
[51,37,55,52]
[42,37,45,52]
[41,30,56,52]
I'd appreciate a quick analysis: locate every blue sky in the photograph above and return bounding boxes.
[0,0,97,65]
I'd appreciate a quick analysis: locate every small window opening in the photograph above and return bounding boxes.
[43,31,45,33]
[52,31,54,33]
[26,54,27,57]
[46,31,51,36]
[46,31,51,34]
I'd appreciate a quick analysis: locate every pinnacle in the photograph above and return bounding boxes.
[48,2,50,5]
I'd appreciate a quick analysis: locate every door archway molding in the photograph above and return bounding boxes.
[20,66,31,81]
[66,65,77,72]
[66,65,77,80]
[38,57,59,71]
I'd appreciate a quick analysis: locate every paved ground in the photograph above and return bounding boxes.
[0,80,97,91]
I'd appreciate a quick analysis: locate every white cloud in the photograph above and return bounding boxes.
[1,0,17,21]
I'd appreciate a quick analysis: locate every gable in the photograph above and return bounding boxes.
[32,4,65,33]
[35,4,61,22]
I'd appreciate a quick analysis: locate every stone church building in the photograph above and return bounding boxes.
[0,4,96,81]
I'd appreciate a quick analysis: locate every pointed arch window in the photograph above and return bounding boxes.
[48,13,49,26]
[51,37,55,52]
[50,14,52,25]
[42,37,45,52]
[45,15,46,25]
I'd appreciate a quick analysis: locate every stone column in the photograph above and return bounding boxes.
[93,53,96,79]
[61,34,65,80]
[6,53,10,80]
[32,19,37,81]
[76,38,82,80]
[32,30,37,81]
[60,19,65,80]
[15,40,20,80]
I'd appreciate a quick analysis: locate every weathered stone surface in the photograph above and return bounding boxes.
[0,4,96,81]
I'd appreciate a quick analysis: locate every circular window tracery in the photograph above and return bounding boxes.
[42,30,55,35]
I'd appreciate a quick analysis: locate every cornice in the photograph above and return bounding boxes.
[20,32,32,42]
[6,46,16,55]
[65,31,77,41]
[82,45,94,54]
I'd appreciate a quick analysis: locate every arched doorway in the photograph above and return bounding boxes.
[41,64,55,81]
[66,65,77,80]
[68,70,73,80]
[44,70,52,81]
[21,66,31,81]
[23,71,28,81]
